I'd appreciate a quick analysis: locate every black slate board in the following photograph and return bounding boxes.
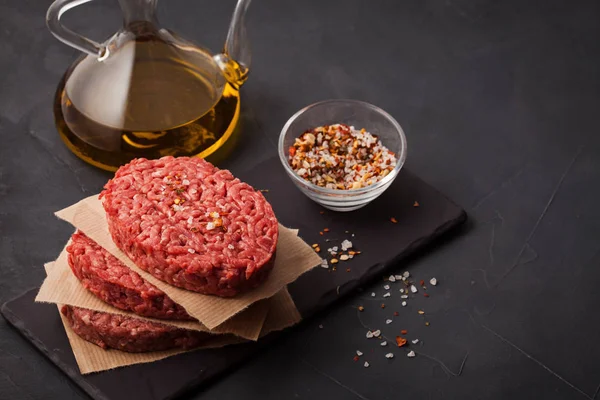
[1,157,466,400]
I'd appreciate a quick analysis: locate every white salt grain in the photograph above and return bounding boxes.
[407,351,416,358]
[401,295,408,299]
[430,277,438,286]
[388,275,396,282]
[372,330,381,337]
[402,301,407,307]
[410,285,418,293]
[364,361,370,368]
[366,331,374,339]
[187,248,195,254]
[385,353,394,359]
[371,292,376,297]
[385,319,392,325]
[356,350,363,356]
[341,240,352,251]
[383,285,390,290]
[412,339,420,344]
[380,341,387,347]
[403,271,410,278]
[383,292,391,298]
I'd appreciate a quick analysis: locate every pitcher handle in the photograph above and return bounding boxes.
[46,0,106,58]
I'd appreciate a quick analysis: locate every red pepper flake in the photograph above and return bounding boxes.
[395,336,407,347]
[358,306,365,312]
[390,217,398,224]
[320,210,325,215]
[346,268,351,272]
[413,201,420,207]
[393,311,399,316]
[323,228,330,232]
[381,303,386,309]
[319,231,324,236]
[353,355,360,362]
[420,280,425,286]
[289,146,296,157]
[423,293,430,298]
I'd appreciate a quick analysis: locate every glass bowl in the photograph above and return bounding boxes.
[278,99,407,211]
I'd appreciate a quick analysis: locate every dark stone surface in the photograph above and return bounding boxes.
[1,0,599,399]
[1,161,466,400]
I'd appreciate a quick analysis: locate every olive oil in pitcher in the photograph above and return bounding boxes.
[47,0,251,171]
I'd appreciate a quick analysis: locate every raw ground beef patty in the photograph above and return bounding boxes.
[61,305,209,352]
[100,156,279,297]
[67,231,192,321]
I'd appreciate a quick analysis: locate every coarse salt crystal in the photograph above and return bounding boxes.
[430,277,438,286]
[188,248,195,253]
[340,254,349,261]
[371,292,376,297]
[394,275,403,280]
[410,285,418,293]
[412,339,419,344]
[407,351,416,358]
[341,240,352,251]
[372,330,381,337]
[402,301,407,307]
[356,350,363,356]
[332,246,339,252]
[320,259,329,269]
[173,204,184,212]
[400,288,405,293]
[403,271,410,278]
[401,295,408,299]
[388,275,396,282]
[182,179,190,185]
[206,222,215,230]
[366,331,374,339]
[385,353,394,359]
[190,188,197,194]
[383,284,390,290]
[383,292,391,298]
[364,361,370,368]
[385,319,392,325]
[209,211,220,218]
[228,244,235,250]
[380,341,387,346]
[187,216,193,225]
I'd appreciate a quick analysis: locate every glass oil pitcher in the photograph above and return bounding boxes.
[46,0,251,171]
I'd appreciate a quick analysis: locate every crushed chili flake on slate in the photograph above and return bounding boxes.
[346,268,351,272]
[400,329,408,335]
[424,293,430,298]
[393,311,399,316]
[413,201,420,207]
[323,228,330,232]
[395,337,407,347]
[390,217,398,223]
[420,280,425,286]
[353,355,360,362]
[319,231,324,236]
[381,303,386,309]
[288,124,397,190]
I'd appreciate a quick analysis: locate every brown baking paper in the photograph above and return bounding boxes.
[56,195,322,329]
[54,286,299,374]
[36,243,270,341]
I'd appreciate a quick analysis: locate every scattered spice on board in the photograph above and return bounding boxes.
[353,355,360,362]
[400,329,408,335]
[346,268,351,272]
[323,228,330,232]
[259,189,270,193]
[393,311,399,316]
[413,201,420,207]
[320,210,325,215]
[381,303,386,309]
[420,280,425,286]
[395,337,407,347]
[390,217,398,224]
[423,293,430,298]
[288,124,397,189]
[358,306,365,312]
[319,231,324,236]
[418,310,425,315]
[331,258,339,264]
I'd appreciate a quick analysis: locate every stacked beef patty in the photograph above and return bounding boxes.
[62,157,279,352]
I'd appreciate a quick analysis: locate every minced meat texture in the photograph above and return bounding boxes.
[61,306,209,353]
[100,156,279,297]
[67,231,193,320]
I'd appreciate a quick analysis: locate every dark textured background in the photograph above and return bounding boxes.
[1,0,599,399]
